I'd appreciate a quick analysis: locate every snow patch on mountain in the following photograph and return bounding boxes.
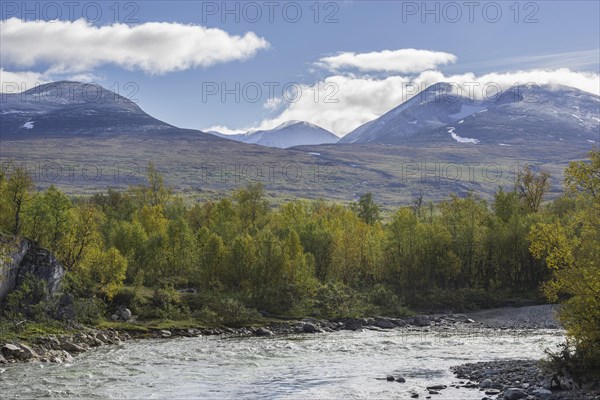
[22,121,34,129]
[448,127,479,144]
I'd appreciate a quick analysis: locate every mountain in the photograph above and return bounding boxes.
[208,121,339,148]
[340,83,599,148]
[0,81,593,207]
[0,81,180,136]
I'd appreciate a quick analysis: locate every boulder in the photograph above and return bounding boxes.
[61,341,86,353]
[391,318,407,327]
[159,330,172,338]
[17,343,38,359]
[532,387,552,397]
[17,242,65,299]
[503,388,527,400]
[0,235,65,304]
[426,385,447,391]
[0,354,6,363]
[255,327,273,336]
[1,343,24,360]
[114,306,132,322]
[343,319,363,331]
[485,389,501,395]
[395,376,406,383]
[386,375,395,381]
[479,379,493,388]
[412,315,430,327]
[374,317,395,329]
[301,323,321,333]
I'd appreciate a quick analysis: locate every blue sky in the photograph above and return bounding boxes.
[1,1,599,135]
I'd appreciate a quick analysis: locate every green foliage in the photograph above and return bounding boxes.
[0,162,33,234]
[70,246,128,300]
[110,287,146,314]
[530,149,600,377]
[314,282,367,318]
[142,285,189,320]
[351,192,381,225]
[4,274,50,319]
[72,297,106,325]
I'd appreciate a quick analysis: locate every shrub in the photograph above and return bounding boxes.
[367,284,411,317]
[110,287,145,314]
[314,282,367,318]
[73,297,106,324]
[3,274,50,319]
[139,285,189,320]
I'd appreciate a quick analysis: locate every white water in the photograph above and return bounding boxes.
[0,328,563,399]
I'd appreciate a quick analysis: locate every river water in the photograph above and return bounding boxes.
[0,327,564,399]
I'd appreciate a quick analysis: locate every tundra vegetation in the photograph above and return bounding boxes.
[0,150,598,378]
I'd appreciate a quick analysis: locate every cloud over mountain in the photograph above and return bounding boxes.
[317,49,457,73]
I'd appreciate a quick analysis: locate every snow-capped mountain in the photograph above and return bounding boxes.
[208,121,339,148]
[0,81,173,136]
[339,83,599,147]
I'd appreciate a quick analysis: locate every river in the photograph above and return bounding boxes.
[0,327,564,399]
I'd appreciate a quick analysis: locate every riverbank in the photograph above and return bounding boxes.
[3,305,596,399]
[1,305,563,365]
[1,311,485,364]
[4,305,594,399]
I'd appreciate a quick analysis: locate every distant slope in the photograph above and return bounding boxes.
[339,83,599,148]
[0,81,177,136]
[208,121,339,148]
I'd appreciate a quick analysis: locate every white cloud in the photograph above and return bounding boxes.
[0,68,49,92]
[317,49,457,73]
[204,125,246,135]
[218,68,599,136]
[0,18,269,75]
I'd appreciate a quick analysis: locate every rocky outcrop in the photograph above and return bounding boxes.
[452,360,600,399]
[0,234,65,303]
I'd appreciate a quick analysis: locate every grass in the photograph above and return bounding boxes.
[0,320,71,342]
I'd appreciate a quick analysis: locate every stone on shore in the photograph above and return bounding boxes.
[503,388,527,400]
[412,315,430,327]
[255,327,273,336]
[479,378,493,388]
[17,343,38,359]
[62,341,86,353]
[301,323,321,333]
[343,319,363,331]
[374,317,395,329]
[1,343,25,360]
